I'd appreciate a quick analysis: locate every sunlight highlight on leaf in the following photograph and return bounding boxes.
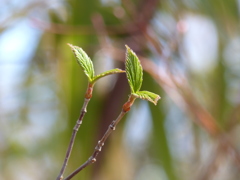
[125,45,143,93]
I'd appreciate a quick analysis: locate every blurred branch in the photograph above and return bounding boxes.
[31,0,159,39]
[0,1,49,32]
[139,19,240,167]
[31,18,139,35]
[139,23,240,172]
[91,13,109,48]
[137,14,221,135]
[197,134,240,180]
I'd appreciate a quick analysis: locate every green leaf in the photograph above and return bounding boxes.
[91,68,125,84]
[132,91,161,105]
[125,45,143,93]
[68,44,94,81]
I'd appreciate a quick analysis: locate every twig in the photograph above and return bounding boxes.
[64,95,136,180]
[56,83,93,180]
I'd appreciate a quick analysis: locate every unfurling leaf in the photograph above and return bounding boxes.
[68,44,94,82]
[125,45,143,93]
[125,45,160,105]
[132,91,161,105]
[92,68,125,84]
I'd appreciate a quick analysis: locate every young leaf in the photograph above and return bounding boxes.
[68,44,94,82]
[92,68,125,84]
[132,91,161,105]
[125,45,143,93]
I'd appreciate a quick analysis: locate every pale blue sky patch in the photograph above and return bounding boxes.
[0,18,42,109]
[123,101,153,154]
[0,19,42,64]
[0,18,44,151]
[164,98,195,161]
[182,15,218,73]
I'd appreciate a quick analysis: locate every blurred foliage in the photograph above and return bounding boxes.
[1,0,240,180]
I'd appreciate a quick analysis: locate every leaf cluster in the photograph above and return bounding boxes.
[68,43,160,105]
[125,45,160,105]
[68,44,124,84]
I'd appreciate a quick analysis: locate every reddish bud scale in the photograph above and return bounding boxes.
[122,96,136,112]
[85,84,94,99]
[122,101,131,112]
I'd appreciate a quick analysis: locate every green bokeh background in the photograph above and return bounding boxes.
[1,0,240,180]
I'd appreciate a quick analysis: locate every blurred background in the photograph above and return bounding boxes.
[0,0,240,179]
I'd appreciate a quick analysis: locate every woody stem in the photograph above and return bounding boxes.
[64,95,136,180]
[56,83,93,180]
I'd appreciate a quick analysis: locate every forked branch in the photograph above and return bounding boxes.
[64,95,136,180]
[58,45,159,180]
[56,44,125,180]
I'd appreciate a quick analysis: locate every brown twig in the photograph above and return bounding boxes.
[64,95,136,180]
[56,83,93,180]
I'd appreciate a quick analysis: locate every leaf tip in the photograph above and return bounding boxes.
[67,43,77,54]
[153,95,161,105]
[67,43,75,50]
[133,91,161,105]
[125,45,135,55]
[67,43,95,81]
